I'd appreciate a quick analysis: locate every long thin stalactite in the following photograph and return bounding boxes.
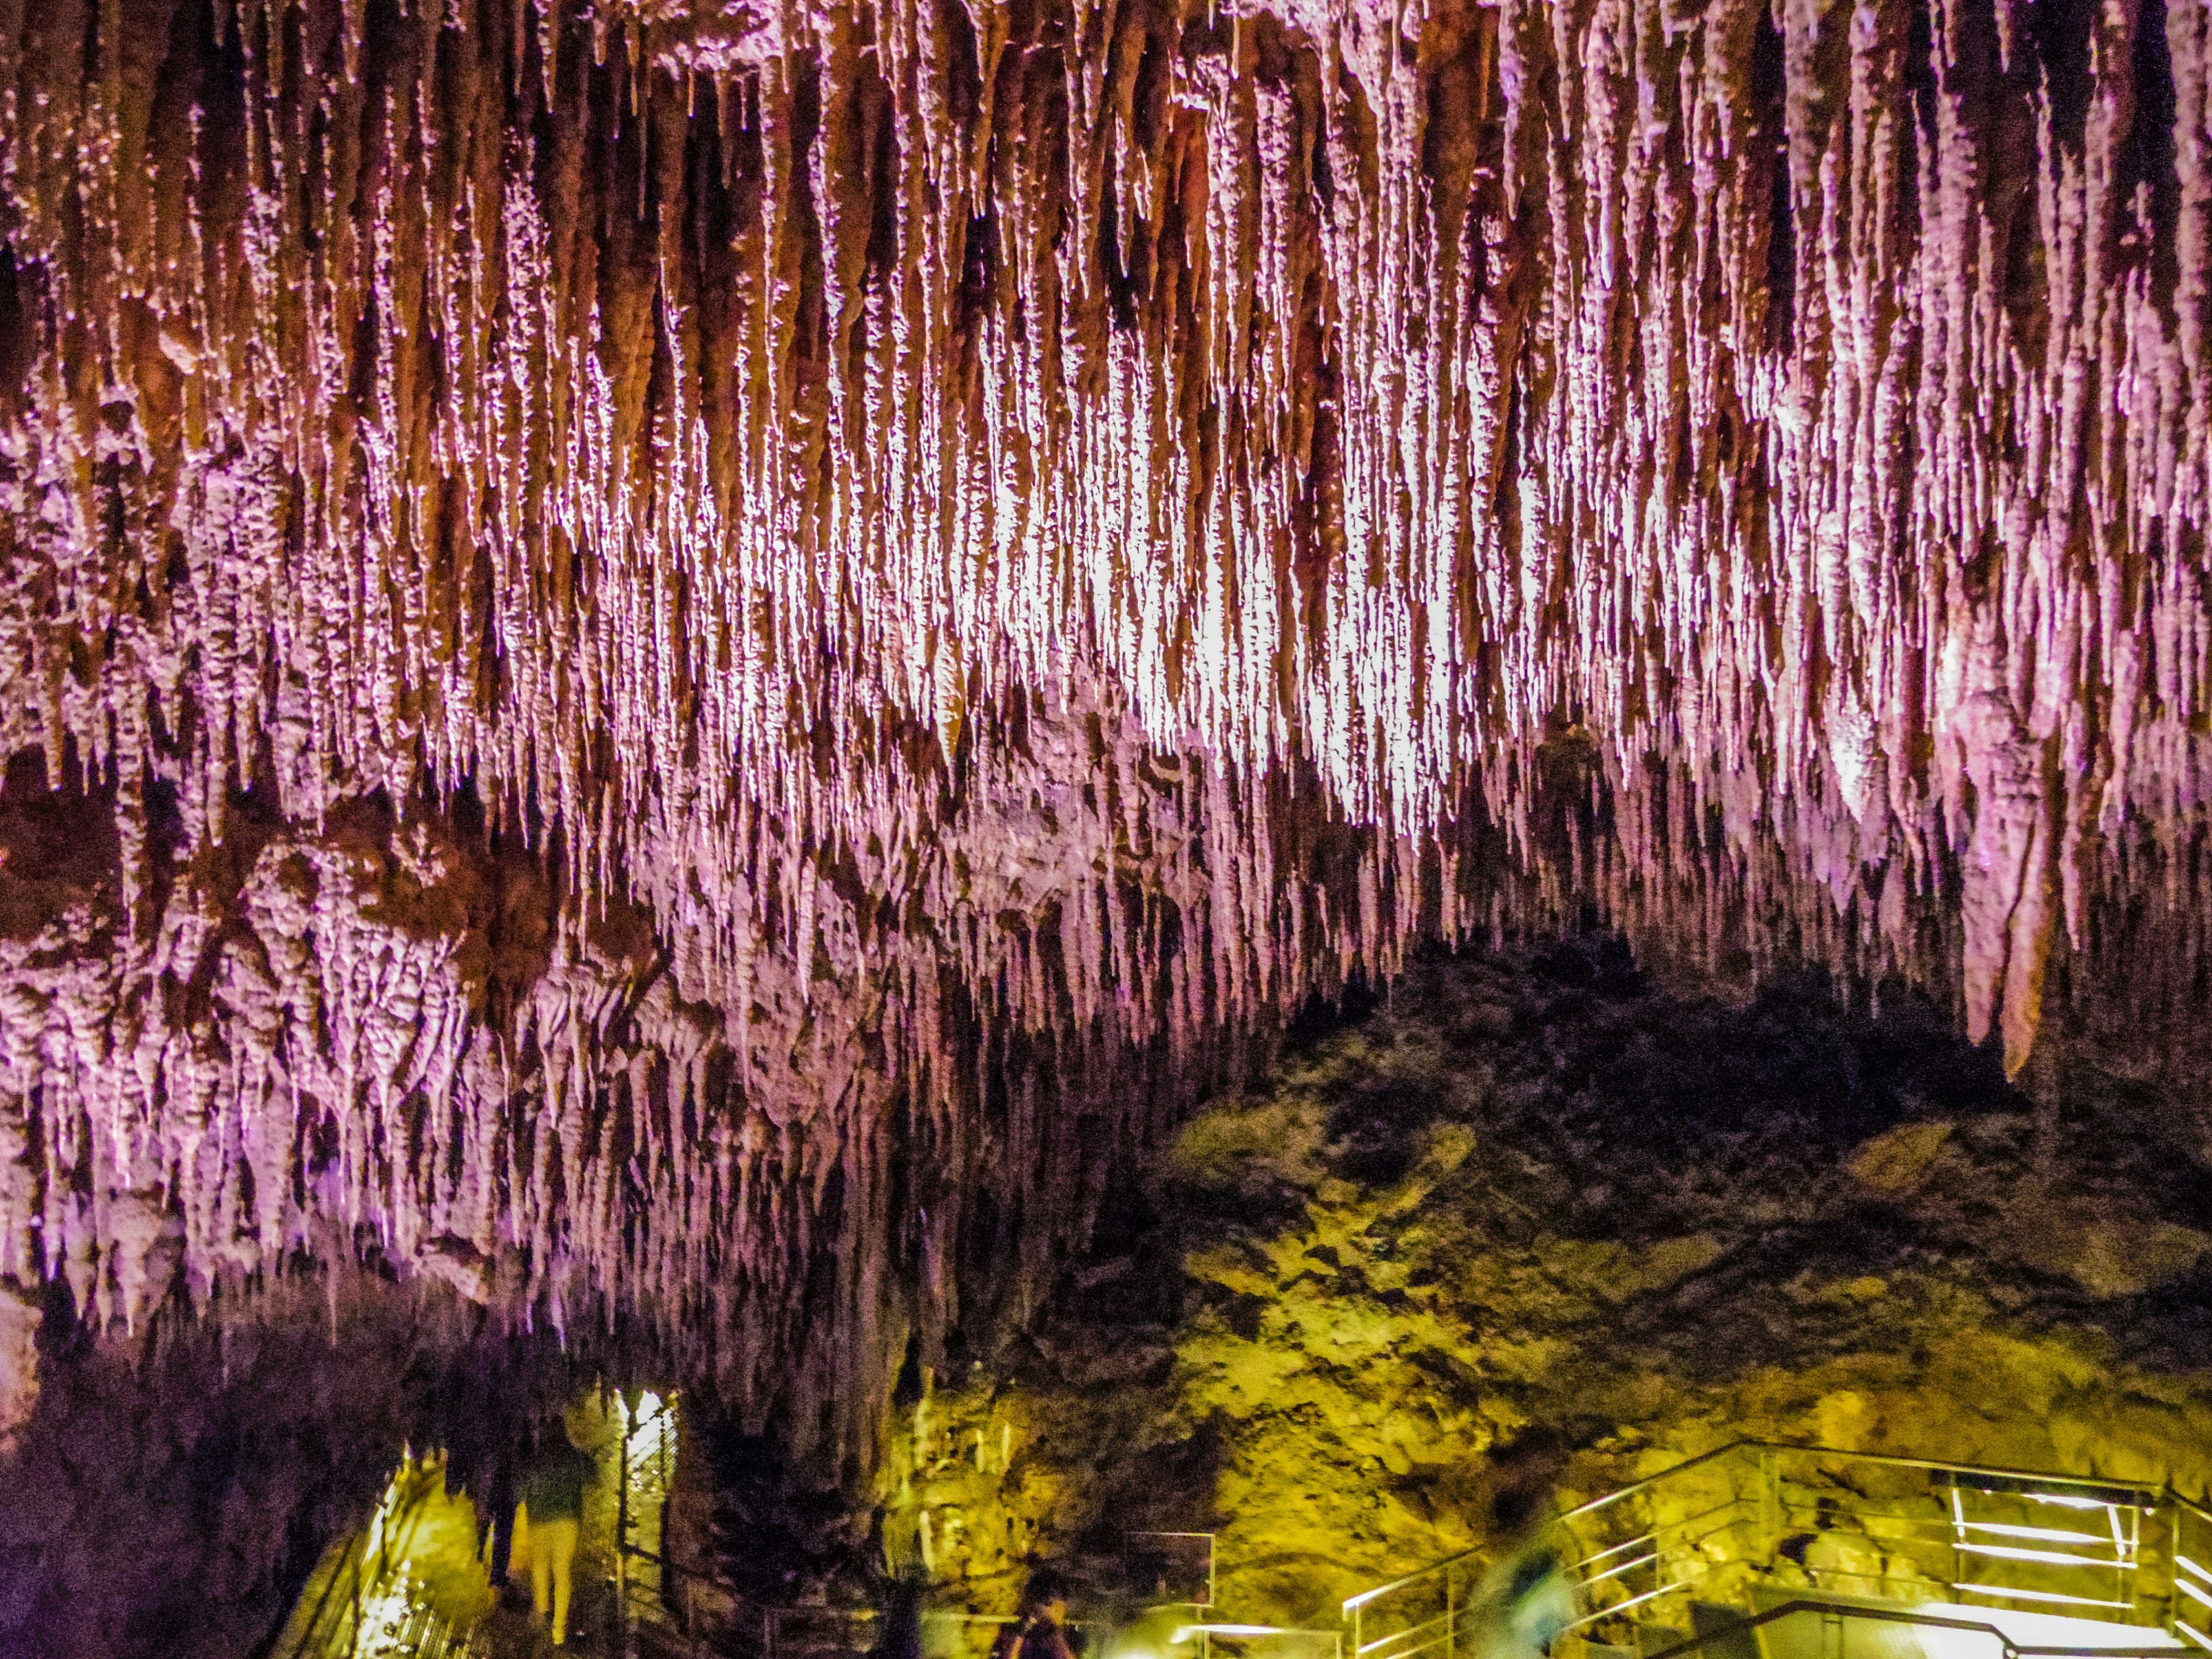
[0,0,2205,1453]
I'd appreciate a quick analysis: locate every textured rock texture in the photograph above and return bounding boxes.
[0,0,2206,1450]
[878,946,2212,1631]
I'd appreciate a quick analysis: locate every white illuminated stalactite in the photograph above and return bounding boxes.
[0,0,2205,1454]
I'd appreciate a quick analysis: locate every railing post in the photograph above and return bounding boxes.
[1759,1448,1780,1567]
[618,1400,634,1657]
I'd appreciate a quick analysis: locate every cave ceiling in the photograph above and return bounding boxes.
[0,0,2205,1450]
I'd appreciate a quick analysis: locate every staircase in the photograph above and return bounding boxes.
[1342,1444,2212,1659]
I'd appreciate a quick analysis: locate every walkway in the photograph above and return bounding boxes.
[1344,1445,2212,1659]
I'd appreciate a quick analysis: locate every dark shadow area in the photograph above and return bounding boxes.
[0,1276,586,1659]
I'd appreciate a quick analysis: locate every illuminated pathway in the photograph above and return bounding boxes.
[271,1392,682,1659]
[1345,1447,2212,1659]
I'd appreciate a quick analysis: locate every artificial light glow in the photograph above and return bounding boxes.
[289,1454,487,1659]
[622,1391,675,1469]
[1947,1585,2138,1611]
[616,1391,679,1618]
[1906,1604,2178,1652]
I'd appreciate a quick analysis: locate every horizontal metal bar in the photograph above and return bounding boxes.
[1957,1522,2113,1545]
[1569,1505,1744,1576]
[1580,1535,1663,1567]
[1558,1446,1753,1520]
[2176,1578,2212,1613]
[1566,1581,1679,1630]
[1174,1626,1289,1640]
[1948,1584,2138,1611]
[1781,1445,2160,1499]
[1639,1596,2182,1659]
[1344,1551,1482,1613]
[1355,1442,2186,1630]
[1355,1636,1446,1659]
[1637,1600,2017,1659]
[1356,1614,1455,1659]
[1783,1509,1965,1536]
[1578,1550,1661,1590]
[1355,1632,1450,1659]
[2179,1626,2212,1656]
[2179,1556,2212,1588]
[1956,1541,2134,1569]
[1669,1499,1757,1536]
[1354,1628,1437,1659]
[1368,1613,1452,1645]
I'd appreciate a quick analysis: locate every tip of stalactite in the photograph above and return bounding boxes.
[0,0,2207,1456]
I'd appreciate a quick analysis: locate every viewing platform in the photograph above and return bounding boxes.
[1344,1446,2212,1659]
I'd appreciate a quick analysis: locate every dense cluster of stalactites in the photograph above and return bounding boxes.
[0,0,2205,1448]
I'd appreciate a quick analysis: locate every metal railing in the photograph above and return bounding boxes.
[754,1532,1220,1659]
[1343,1546,1487,1659]
[1343,1444,2212,1659]
[1180,1625,1346,1659]
[2174,1499,2212,1653]
[1131,1531,1221,1609]
[758,1604,1122,1659]
[1638,1597,2186,1659]
[272,1455,487,1659]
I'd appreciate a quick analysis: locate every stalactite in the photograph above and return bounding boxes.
[0,0,2204,1454]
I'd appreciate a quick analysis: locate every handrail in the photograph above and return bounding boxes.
[1636,1599,2184,1659]
[1345,1440,2209,1645]
[1557,1444,1756,1524]
[1343,1548,1484,1614]
[1558,1443,2166,1527]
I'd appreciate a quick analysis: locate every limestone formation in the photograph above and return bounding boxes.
[0,0,2203,1449]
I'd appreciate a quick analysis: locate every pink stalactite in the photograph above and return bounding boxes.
[0,0,2206,1457]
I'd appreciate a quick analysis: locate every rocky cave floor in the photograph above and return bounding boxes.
[854,939,2212,1638]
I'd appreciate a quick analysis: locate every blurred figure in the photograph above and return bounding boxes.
[1469,1540,1578,1659]
[872,1573,927,1659]
[991,1568,1076,1659]
[1470,1431,1578,1659]
[515,1412,598,1646]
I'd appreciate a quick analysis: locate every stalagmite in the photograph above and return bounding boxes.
[0,0,2203,1457]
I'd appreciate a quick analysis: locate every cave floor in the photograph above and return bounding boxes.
[277,1392,685,1659]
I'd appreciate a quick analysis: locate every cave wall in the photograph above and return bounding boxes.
[0,1274,584,1659]
[0,0,2205,1451]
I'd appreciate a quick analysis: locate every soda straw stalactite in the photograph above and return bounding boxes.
[0,0,2205,1456]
